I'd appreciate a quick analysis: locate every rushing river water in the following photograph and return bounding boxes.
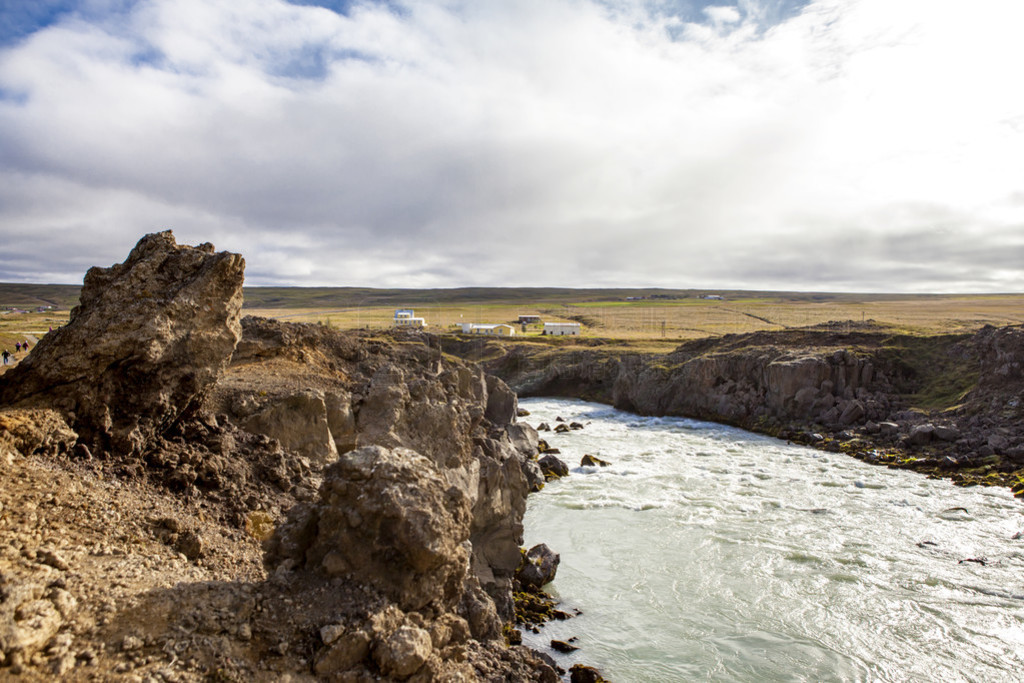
[519,398,1024,682]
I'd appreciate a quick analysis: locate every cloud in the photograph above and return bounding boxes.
[703,5,741,25]
[0,0,1022,292]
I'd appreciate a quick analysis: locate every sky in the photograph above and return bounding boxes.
[1,0,1022,292]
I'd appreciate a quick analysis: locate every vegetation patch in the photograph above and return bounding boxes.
[877,334,979,411]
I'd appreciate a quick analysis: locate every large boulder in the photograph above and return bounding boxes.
[266,445,473,612]
[0,231,244,454]
[517,543,560,590]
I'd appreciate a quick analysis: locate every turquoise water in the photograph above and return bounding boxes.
[520,398,1024,682]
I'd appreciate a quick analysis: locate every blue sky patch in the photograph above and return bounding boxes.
[0,0,143,47]
[0,0,79,46]
[0,86,28,105]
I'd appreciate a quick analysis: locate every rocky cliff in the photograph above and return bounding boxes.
[0,233,556,681]
[0,231,245,456]
[447,325,1024,490]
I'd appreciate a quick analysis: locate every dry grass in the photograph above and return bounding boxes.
[247,294,1024,341]
[0,310,70,359]
[2,294,1021,356]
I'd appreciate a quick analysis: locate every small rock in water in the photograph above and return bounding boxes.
[570,663,608,683]
[538,455,569,480]
[518,543,560,589]
[551,639,579,653]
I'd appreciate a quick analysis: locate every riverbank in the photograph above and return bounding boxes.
[440,324,1024,495]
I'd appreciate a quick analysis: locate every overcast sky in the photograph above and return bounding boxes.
[1,0,1022,291]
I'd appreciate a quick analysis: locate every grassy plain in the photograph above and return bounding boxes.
[2,284,1023,357]
[244,292,1024,345]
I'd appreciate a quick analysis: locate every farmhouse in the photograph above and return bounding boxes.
[394,309,426,328]
[543,322,581,336]
[518,315,542,324]
[460,323,516,337]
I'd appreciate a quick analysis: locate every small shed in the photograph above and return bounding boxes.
[518,315,542,324]
[543,322,581,336]
[461,323,516,337]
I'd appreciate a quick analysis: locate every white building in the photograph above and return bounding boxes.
[394,309,426,328]
[460,323,516,337]
[543,322,581,336]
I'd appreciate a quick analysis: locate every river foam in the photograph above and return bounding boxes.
[521,398,1024,682]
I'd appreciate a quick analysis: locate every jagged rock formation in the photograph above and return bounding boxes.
[447,326,1024,488]
[475,333,898,432]
[0,233,556,680]
[0,231,244,455]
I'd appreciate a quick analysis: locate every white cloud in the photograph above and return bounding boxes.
[0,0,1022,292]
[703,5,742,25]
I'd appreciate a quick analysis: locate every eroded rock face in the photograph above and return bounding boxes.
[355,362,485,468]
[268,445,473,612]
[0,239,554,680]
[242,390,339,464]
[0,409,77,466]
[0,231,244,454]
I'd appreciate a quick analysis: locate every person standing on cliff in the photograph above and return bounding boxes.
[2,349,9,365]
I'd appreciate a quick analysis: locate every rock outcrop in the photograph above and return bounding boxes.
[448,325,1024,490]
[0,233,556,680]
[460,330,906,435]
[0,231,244,455]
[517,544,560,590]
[266,445,474,612]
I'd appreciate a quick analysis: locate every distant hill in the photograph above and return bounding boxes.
[239,286,708,308]
[238,286,942,309]
[0,283,979,311]
[0,284,82,309]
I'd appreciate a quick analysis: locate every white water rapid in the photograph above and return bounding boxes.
[520,398,1024,682]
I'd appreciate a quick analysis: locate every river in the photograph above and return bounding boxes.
[519,398,1024,682]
